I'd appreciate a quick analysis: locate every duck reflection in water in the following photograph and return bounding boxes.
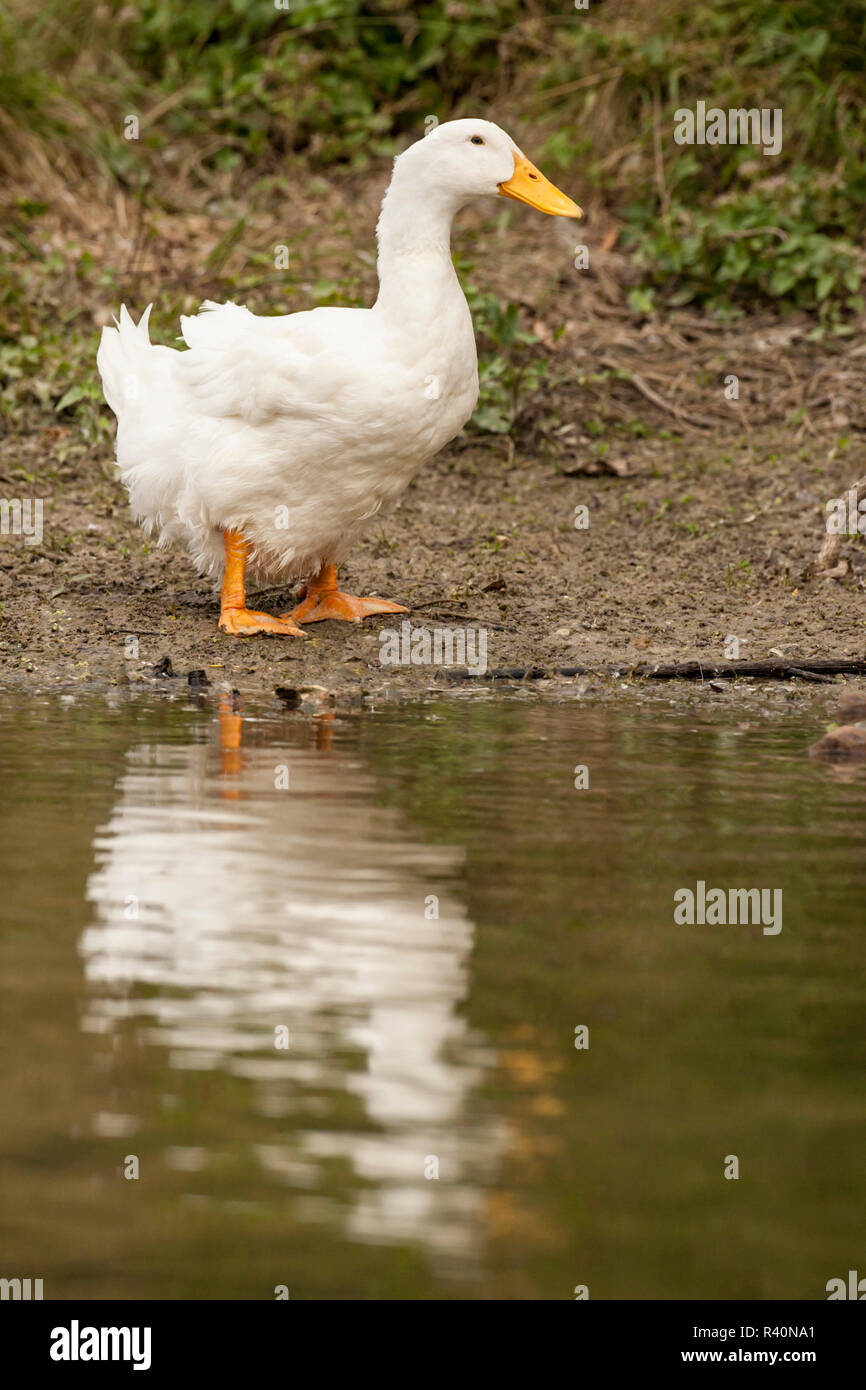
[81,697,501,1263]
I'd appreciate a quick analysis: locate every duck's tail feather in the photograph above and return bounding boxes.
[179,298,253,350]
[96,303,153,416]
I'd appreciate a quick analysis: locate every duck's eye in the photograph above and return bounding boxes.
[470,135,485,146]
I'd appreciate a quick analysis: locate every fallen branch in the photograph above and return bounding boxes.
[438,658,866,683]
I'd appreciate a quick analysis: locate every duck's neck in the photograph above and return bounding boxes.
[373,178,462,319]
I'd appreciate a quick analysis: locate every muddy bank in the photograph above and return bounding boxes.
[1,413,865,704]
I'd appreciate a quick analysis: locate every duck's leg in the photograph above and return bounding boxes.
[284,562,408,625]
[219,530,306,637]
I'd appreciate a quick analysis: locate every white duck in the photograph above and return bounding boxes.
[97,119,581,637]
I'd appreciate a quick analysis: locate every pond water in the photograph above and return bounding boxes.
[0,690,863,1300]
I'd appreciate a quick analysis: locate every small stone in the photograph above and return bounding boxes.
[837,690,866,724]
[809,725,866,759]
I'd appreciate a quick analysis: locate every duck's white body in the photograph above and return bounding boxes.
[100,255,477,586]
[97,119,580,624]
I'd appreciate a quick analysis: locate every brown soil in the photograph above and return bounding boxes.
[2,417,865,701]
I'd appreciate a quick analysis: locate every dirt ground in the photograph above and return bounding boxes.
[2,165,866,703]
[2,416,865,703]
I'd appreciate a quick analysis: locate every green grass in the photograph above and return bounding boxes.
[1,0,865,439]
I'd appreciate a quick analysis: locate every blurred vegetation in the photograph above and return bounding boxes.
[2,0,864,318]
[1,0,865,444]
[462,276,552,435]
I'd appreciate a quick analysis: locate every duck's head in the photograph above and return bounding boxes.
[394,118,582,220]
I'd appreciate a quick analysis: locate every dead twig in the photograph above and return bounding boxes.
[600,357,720,430]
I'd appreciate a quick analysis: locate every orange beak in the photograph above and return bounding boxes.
[498,151,582,219]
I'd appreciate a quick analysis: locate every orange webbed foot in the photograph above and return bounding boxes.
[219,608,306,637]
[285,590,408,625]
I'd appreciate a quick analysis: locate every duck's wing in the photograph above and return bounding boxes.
[177,300,369,426]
